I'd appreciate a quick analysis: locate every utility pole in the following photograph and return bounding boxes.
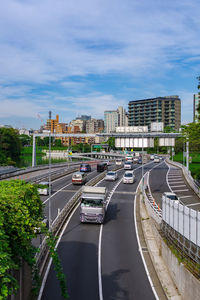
[48,111,52,229]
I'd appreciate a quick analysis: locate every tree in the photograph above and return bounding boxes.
[19,134,31,147]
[0,128,21,165]
[106,137,116,150]
[181,123,200,151]
[0,180,68,299]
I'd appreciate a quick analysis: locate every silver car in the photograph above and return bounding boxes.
[123,171,135,184]
[105,171,118,181]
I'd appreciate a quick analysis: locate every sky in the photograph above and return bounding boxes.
[0,0,200,129]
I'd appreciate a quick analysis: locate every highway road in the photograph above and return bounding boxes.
[38,160,167,300]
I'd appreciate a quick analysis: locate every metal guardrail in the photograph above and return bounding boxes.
[139,171,162,224]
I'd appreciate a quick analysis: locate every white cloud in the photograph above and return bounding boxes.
[0,0,200,127]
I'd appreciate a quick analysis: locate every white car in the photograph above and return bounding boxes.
[105,171,118,181]
[38,181,52,195]
[154,156,160,163]
[123,171,135,184]
[115,158,123,165]
[124,161,134,170]
[162,192,179,201]
[150,154,155,160]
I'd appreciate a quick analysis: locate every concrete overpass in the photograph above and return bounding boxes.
[32,132,182,167]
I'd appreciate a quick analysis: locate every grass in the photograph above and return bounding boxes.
[172,152,200,179]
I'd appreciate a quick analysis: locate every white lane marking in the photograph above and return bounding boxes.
[43,170,97,204]
[98,177,123,300]
[37,201,80,300]
[134,177,159,300]
[169,185,186,188]
[172,189,189,192]
[39,160,155,300]
[179,195,193,199]
[43,182,73,204]
[98,161,155,300]
[187,203,200,207]
[165,163,173,193]
[168,180,185,183]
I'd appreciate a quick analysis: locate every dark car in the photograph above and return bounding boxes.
[80,163,91,172]
[138,157,142,164]
[97,162,108,172]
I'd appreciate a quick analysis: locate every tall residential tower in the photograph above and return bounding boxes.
[128,96,181,131]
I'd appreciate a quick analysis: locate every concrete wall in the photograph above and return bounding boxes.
[161,240,200,300]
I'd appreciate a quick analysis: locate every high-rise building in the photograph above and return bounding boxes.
[76,115,91,121]
[117,106,126,127]
[193,94,200,123]
[128,96,181,131]
[46,114,59,133]
[104,111,118,133]
[104,106,127,133]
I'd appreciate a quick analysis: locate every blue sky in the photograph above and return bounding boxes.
[0,0,200,129]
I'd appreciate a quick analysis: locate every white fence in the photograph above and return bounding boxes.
[162,197,200,247]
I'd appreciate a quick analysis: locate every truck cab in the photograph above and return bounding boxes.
[80,186,107,224]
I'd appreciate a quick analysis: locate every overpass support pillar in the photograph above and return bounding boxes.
[32,135,36,167]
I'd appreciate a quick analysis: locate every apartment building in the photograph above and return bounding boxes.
[193,94,200,123]
[128,96,181,131]
[104,106,127,133]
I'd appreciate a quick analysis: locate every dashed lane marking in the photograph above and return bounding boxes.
[172,189,189,192]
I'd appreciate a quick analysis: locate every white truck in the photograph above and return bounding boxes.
[80,186,107,224]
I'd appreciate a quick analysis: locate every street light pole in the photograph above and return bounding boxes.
[142,130,144,194]
[48,111,52,229]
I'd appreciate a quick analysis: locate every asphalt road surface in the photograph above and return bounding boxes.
[40,161,160,300]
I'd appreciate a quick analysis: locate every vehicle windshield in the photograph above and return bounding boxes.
[81,198,103,207]
[125,162,131,165]
[73,174,81,178]
[107,172,115,176]
[168,195,178,200]
[124,173,133,177]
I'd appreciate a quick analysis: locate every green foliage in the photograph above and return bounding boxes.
[181,123,200,151]
[164,126,177,133]
[106,137,116,149]
[0,180,44,299]
[0,128,21,165]
[0,180,69,299]
[19,134,31,147]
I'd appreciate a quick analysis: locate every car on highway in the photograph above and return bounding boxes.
[137,157,142,164]
[37,181,52,195]
[72,172,87,185]
[105,171,118,181]
[124,161,134,170]
[133,157,139,163]
[162,192,179,201]
[115,158,123,165]
[97,162,108,172]
[154,156,160,163]
[123,171,135,184]
[103,160,111,166]
[80,163,91,172]
[150,154,155,160]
